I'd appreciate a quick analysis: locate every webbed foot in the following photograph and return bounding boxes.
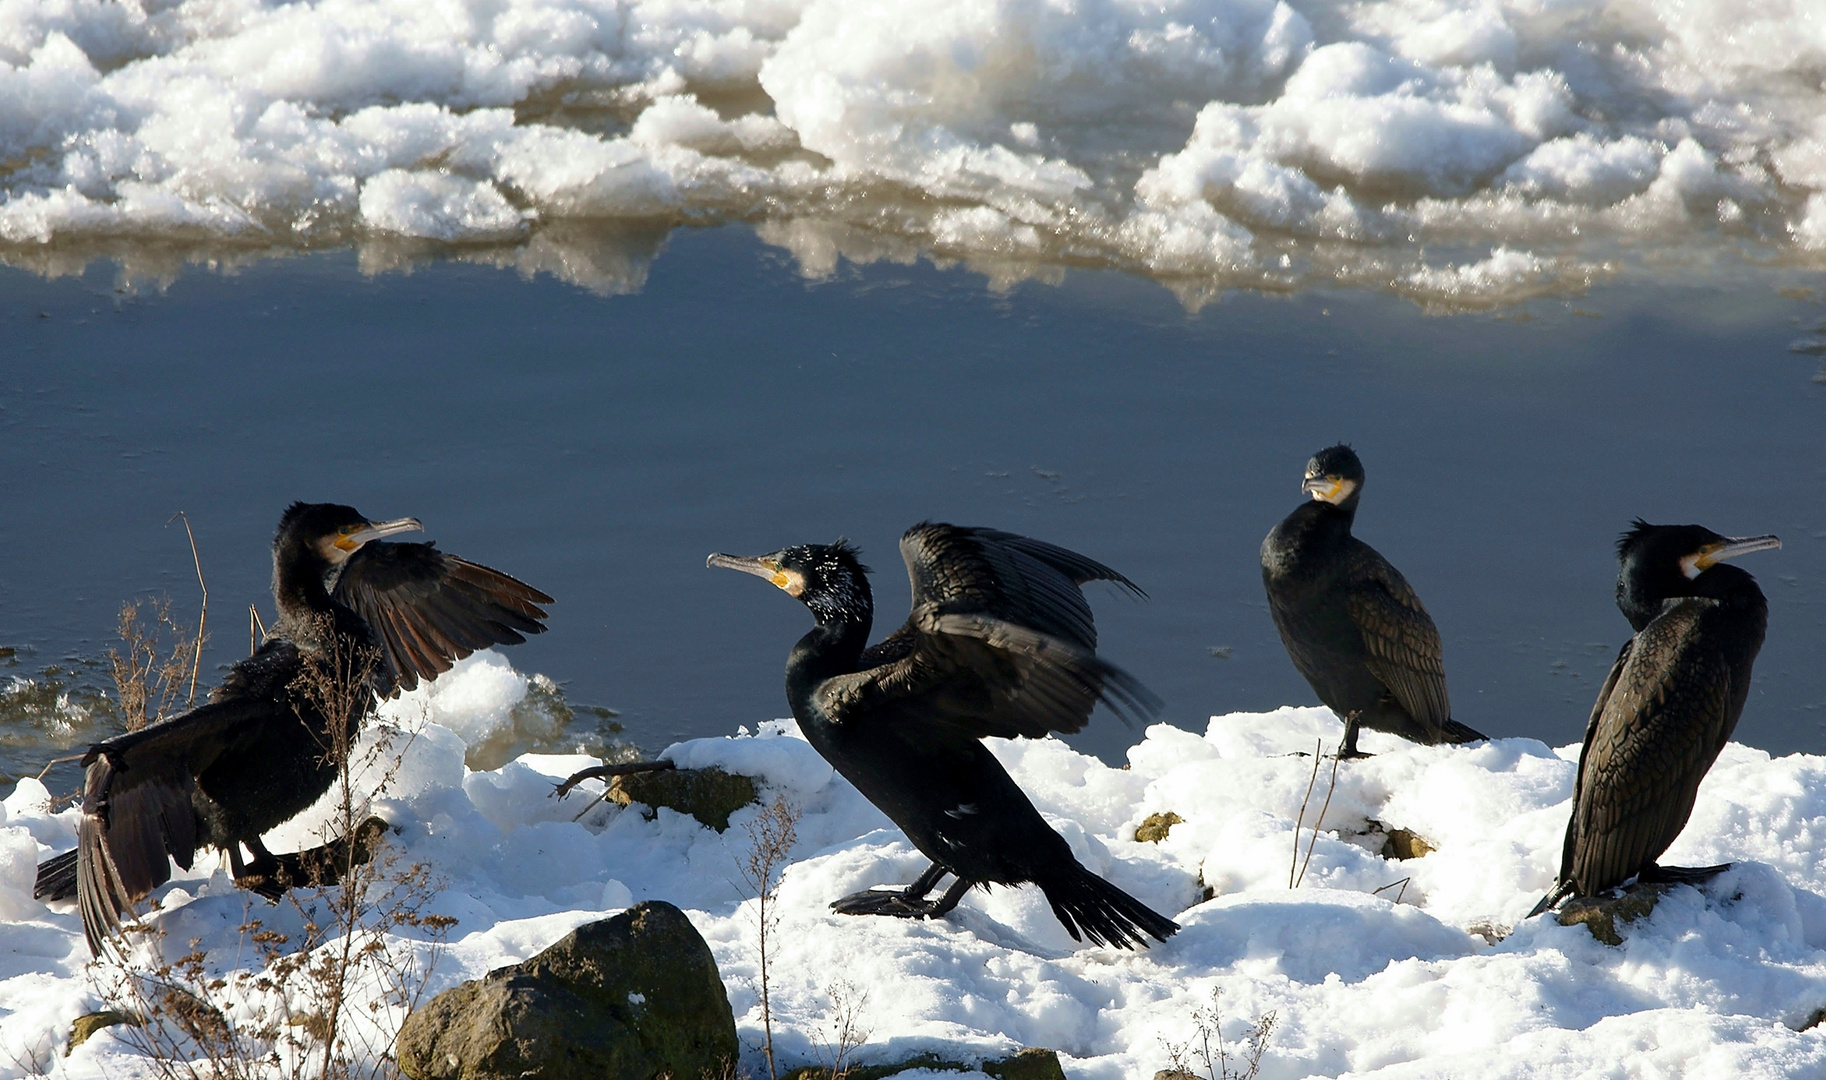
[830,888,947,919]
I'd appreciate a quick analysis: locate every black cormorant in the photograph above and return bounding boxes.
[1261,444,1485,758]
[708,523,1179,949]
[1529,522,1778,916]
[34,502,551,953]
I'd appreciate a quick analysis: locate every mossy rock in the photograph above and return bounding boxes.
[1135,812,1183,844]
[398,901,736,1080]
[1557,883,1669,946]
[1381,827,1436,860]
[609,767,758,832]
[68,1010,139,1050]
[984,1048,1067,1079]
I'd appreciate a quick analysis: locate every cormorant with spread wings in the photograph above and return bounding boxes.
[1529,522,1777,917]
[1261,444,1485,757]
[709,523,1178,950]
[35,502,551,953]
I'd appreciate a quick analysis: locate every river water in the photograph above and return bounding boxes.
[3,225,1823,786]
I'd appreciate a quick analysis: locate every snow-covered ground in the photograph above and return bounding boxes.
[5,649,1826,1078]
[4,0,1826,299]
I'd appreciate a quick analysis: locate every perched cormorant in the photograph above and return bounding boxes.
[709,523,1179,949]
[1529,522,1778,917]
[1261,444,1485,758]
[35,503,551,953]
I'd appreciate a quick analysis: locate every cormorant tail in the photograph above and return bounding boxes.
[33,849,78,902]
[1037,863,1180,950]
[1527,880,1574,919]
[1440,718,1487,744]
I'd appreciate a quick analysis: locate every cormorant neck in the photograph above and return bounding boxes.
[785,611,872,702]
[272,537,340,645]
[1293,495,1358,536]
[1617,561,1697,632]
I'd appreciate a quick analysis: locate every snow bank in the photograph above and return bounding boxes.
[3,0,1825,299]
[6,660,1826,1076]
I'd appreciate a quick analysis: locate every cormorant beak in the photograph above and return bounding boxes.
[1302,475,1353,504]
[707,552,805,597]
[336,516,424,552]
[1683,534,1781,577]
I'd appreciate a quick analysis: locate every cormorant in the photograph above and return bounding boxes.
[1261,444,1485,757]
[1529,522,1778,917]
[34,502,551,953]
[708,523,1179,949]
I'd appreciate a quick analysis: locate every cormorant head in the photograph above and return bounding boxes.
[1615,520,1780,628]
[1302,444,1364,507]
[276,502,424,567]
[708,540,873,625]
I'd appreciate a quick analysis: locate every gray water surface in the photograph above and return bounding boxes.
[3,226,1823,780]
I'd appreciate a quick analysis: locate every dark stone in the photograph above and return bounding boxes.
[984,1048,1068,1080]
[1135,812,1183,844]
[398,901,737,1080]
[1557,883,1670,946]
[610,767,758,833]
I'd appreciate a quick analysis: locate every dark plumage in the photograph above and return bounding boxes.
[34,502,551,954]
[709,523,1178,949]
[1530,522,1778,917]
[1261,445,1484,757]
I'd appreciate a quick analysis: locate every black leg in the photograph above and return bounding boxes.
[903,862,947,902]
[925,876,974,918]
[1337,711,1372,759]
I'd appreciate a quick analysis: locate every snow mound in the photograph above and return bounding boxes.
[4,0,1826,300]
[7,675,1826,1076]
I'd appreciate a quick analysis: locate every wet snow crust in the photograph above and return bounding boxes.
[5,649,1826,1077]
[4,0,1826,299]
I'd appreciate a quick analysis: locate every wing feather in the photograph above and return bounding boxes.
[1345,549,1452,736]
[817,524,1159,740]
[332,542,551,696]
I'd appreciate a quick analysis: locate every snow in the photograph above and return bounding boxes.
[3,0,1826,299]
[5,650,1826,1077]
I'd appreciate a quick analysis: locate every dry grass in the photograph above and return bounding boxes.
[1161,988,1277,1080]
[737,796,801,1080]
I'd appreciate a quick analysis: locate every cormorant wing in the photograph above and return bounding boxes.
[1566,601,1730,894]
[331,541,552,696]
[823,524,1158,740]
[73,698,273,955]
[1540,637,1634,910]
[1344,547,1451,735]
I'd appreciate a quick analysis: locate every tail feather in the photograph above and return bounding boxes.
[33,849,78,902]
[1037,864,1180,950]
[1439,718,1487,744]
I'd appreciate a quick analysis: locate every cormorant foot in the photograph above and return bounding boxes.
[1334,747,1374,760]
[830,887,948,920]
[234,867,290,902]
[1639,862,1731,886]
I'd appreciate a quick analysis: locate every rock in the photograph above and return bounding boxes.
[68,1011,138,1050]
[1380,828,1435,860]
[1556,883,1670,946]
[610,767,757,833]
[781,1048,1063,1080]
[984,1048,1068,1080]
[1135,812,1183,844]
[1153,1072,1200,1080]
[398,900,737,1080]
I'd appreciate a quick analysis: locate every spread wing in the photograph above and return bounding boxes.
[69,698,277,955]
[822,523,1159,740]
[1345,545,1451,737]
[331,541,552,696]
[1566,601,1730,895]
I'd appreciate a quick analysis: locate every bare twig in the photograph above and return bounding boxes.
[169,512,207,708]
[737,796,800,1080]
[551,759,676,799]
[1294,750,1341,890]
[1290,738,1322,889]
[1372,876,1413,904]
[34,752,84,781]
[249,605,267,656]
